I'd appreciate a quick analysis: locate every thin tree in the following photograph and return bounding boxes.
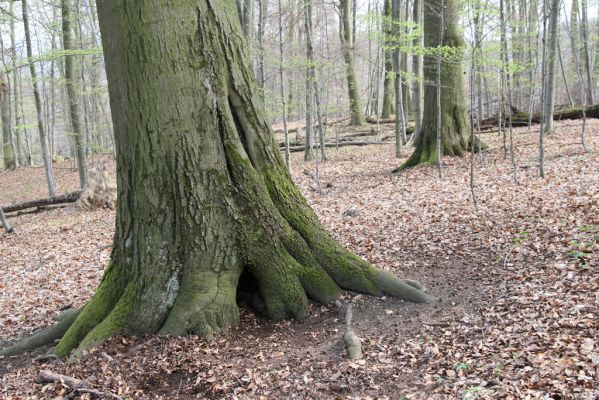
[339,0,365,125]
[542,0,559,136]
[381,0,395,119]
[22,0,57,196]
[62,0,88,188]
[392,0,406,157]
[278,0,291,168]
[412,0,424,138]
[304,0,315,161]
[580,0,594,104]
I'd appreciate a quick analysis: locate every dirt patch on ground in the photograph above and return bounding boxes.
[1,121,597,399]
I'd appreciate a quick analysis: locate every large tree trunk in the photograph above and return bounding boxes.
[62,0,88,188]
[54,0,432,358]
[340,0,365,126]
[397,0,478,171]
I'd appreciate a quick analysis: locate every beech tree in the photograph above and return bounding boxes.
[397,0,479,171]
[50,0,433,357]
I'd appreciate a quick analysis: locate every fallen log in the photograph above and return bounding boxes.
[287,140,390,153]
[480,104,599,129]
[1,191,80,214]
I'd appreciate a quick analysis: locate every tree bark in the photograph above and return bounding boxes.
[62,0,88,188]
[542,0,560,135]
[397,0,479,171]
[581,0,594,104]
[0,70,15,170]
[53,0,432,358]
[412,0,424,138]
[22,0,57,196]
[339,0,365,125]
[381,0,395,120]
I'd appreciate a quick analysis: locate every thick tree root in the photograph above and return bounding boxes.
[0,309,80,357]
[394,136,486,173]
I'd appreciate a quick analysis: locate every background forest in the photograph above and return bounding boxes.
[0,0,597,175]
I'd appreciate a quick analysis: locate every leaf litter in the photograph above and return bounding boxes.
[0,121,598,399]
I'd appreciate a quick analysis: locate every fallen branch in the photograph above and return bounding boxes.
[36,370,89,389]
[1,191,81,214]
[36,370,123,399]
[287,140,390,153]
[342,304,362,361]
[0,308,80,356]
[479,104,599,130]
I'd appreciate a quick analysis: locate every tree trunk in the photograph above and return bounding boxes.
[542,0,560,135]
[10,0,23,166]
[22,0,57,196]
[62,0,88,188]
[581,0,594,104]
[381,0,395,120]
[397,0,478,170]
[304,0,315,161]
[54,0,432,358]
[340,0,365,126]
[1,71,15,170]
[412,0,424,138]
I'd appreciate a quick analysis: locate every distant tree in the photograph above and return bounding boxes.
[62,0,88,188]
[381,0,395,120]
[397,0,480,171]
[22,0,56,196]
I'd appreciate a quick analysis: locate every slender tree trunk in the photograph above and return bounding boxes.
[62,0,88,188]
[392,0,406,157]
[0,71,15,171]
[278,0,290,168]
[55,0,431,358]
[381,0,395,120]
[581,0,594,104]
[257,0,266,94]
[412,0,424,138]
[304,0,315,161]
[542,0,560,135]
[10,0,23,166]
[340,0,365,125]
[22,0,57,196]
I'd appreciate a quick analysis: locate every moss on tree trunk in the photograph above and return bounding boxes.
[51,0,434,358]
[397,0,483,171]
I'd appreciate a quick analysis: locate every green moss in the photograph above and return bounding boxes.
[54,262,129,357]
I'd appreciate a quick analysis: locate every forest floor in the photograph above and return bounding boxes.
[0,121,598,399]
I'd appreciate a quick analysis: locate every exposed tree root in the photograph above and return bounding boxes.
[0,309,80,357]
[342,304,362,361]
